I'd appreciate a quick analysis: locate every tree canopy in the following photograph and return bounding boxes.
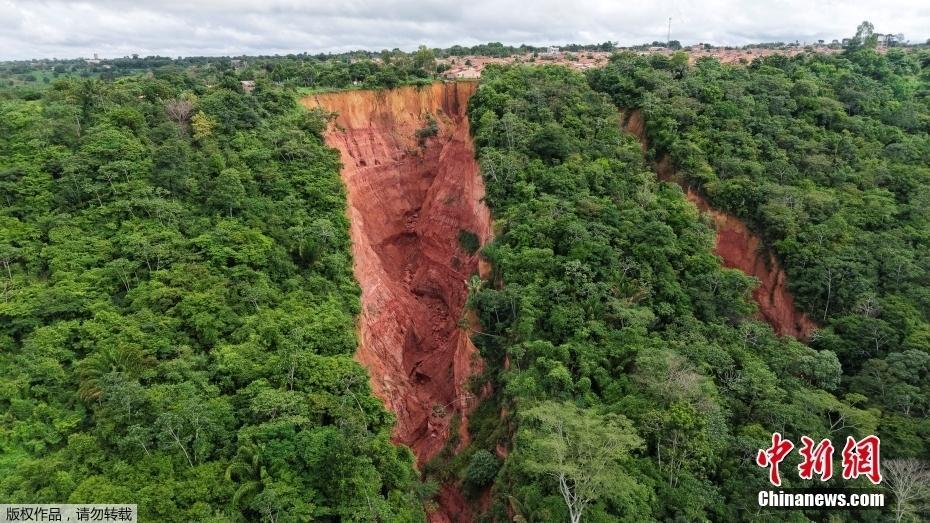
[0,70,423,521]
[451,64,884,521]
[589,36,930,466]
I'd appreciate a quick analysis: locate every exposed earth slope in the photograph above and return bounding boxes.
[625,109,815,338]
[301,83,492,466]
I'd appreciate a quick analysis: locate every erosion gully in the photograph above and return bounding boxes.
[623,109,816,339]
[301,82,491,521]
[298,86,815,523]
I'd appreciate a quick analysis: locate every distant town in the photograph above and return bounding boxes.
[0,32,918,89]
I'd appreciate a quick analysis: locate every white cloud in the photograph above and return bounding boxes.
[0,0,927,60]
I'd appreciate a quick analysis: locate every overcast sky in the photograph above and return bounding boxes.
[1,0,928,60]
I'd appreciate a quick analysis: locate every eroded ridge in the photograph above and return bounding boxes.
[301,83,491,464]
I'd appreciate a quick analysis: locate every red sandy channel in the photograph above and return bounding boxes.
[301,82,491,522]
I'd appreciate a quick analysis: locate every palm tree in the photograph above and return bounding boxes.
[77,344,144,402]
[225,441,267,509]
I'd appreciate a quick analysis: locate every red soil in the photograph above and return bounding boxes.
[681,184,817,338]
[300,83,491,521]
[432,485,472,523]
[625,110,816,339]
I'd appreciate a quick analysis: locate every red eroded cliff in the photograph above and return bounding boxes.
[300,83,491,481]
[681,189,816,338]
[625,111,816,339]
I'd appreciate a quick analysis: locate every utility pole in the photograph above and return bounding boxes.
[667,17,672,46]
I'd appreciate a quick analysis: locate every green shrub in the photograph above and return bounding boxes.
[463,449,500,495]
[457,229,480,254]
[416,114,439,145]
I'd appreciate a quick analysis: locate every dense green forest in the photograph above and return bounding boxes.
[4,30,930,522]
[0,72,424,520]
[588,29,930,462]
[456,64,887,521]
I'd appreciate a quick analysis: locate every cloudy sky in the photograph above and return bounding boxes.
[1,0,928,60]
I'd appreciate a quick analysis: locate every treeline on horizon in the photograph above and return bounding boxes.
[6,32,926,92]
[2,42,612,93]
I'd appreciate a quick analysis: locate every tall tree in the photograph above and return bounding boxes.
[884,459,930,523]
[519,401,643,523]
